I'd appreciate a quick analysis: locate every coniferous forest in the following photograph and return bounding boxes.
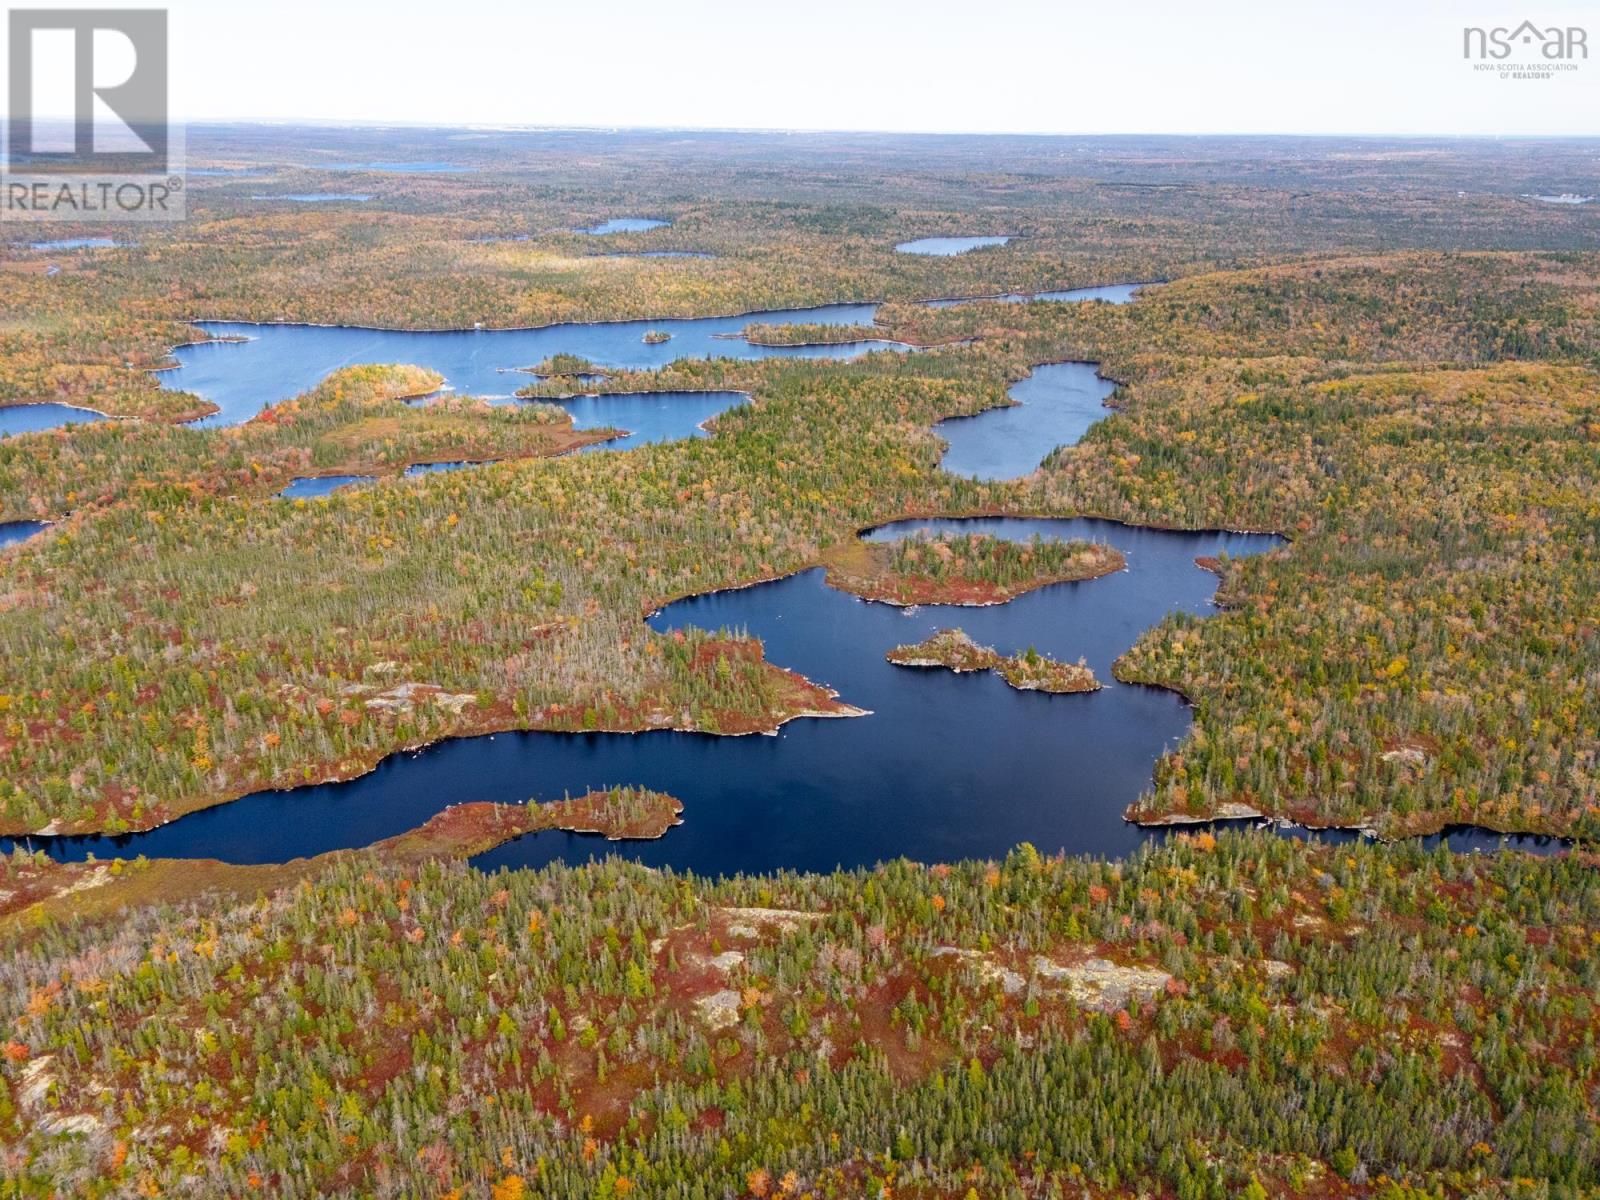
[0,128,1597,1197]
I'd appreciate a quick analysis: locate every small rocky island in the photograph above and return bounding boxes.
[375,786,687,859]
[887,628,1100,693]
[643,329,672,344]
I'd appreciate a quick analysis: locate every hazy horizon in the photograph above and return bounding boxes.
[3,0,1597,138]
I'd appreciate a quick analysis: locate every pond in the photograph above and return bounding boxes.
[27,237,120,251]
[0,403,105,437]
[897,236,1012,255]
[277,475,377,499]
[924,282,1147,309]
[252,193,373,203]
[561,390,751,451]
[581,218,669,234]
[0,520,49,548]
[322,161,472,173]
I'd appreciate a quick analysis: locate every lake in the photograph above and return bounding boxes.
[0,403,105,437]
[252,193,373,203]
[28,237,120,251]
[937,362,1113,480]
[161,304,903,427]
[581,218,670,234]
[897,236,1013,255]
[924,282,1148,309]
[13,287,1141,439]
[562,390,750,451]
[0,520,49,548]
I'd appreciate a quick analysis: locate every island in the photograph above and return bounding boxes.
[529,352,606,377]
[887,627,1101,693]
[824,532,1124,605]
[642,330,672,345]
[379,786,686,857]
[738,321,884,346]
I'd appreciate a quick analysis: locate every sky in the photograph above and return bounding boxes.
[5,0,1599,136]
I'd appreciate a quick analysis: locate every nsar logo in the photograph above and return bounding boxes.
[1463,20,1588,60]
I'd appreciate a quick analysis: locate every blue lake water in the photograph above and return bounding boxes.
[277,475,376,499]
[322,162,472,173]
[0,520,48,547]
[897,236,1013,255]
[5,279,1551,867]
[161,305,902,428]
[0,403,105,437]
[925,282,1147,309]
[582,218,669,234]
[28,237,120,251]
[560,391,750,451]
[937,362,1114,481]
[253,194,373,203]
[272,390,748,495]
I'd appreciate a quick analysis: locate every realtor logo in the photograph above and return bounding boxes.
[3,8,183,220]
[8,8,168,170]
[1462,20,1589,61]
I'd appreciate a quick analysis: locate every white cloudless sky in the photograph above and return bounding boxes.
[6,0,1600,134]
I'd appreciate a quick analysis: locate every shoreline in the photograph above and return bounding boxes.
[1135,806,1577,854]
[0,398,117,420]
[164,274,1157,342]
[0,659,870,844]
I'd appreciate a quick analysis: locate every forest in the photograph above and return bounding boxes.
[2,831,1596,1196]
[1,130,1598,1196]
